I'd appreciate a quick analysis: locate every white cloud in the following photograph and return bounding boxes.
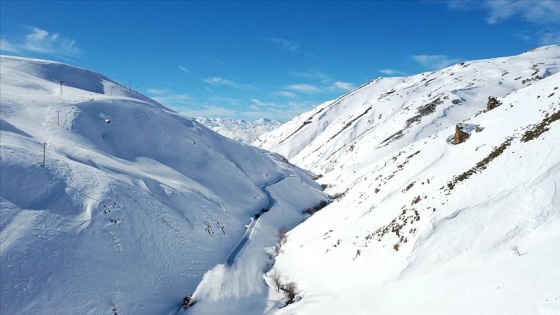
[241,100,317,121]
[330,81,355,91]
[446,0,477,11]
[446,0,560,25]
[380,69,406,76]
[272,91,297,98]
[412,54,462,70]
[203,77,235,86]
[1,26,81,57]
[0,38,20,53]
[265,38,300,52]
[203,77,252,89]
[290,70,329,80]
[179,65,190,73]
[151,93,193,107]
[208,96,243,105]
[174,105,239,119]
[284,84,322,93]
[538,30,560,45]
[169,94,315,122]
[251,99,276,107]
[146,88,170,95]
[484,0,560,25]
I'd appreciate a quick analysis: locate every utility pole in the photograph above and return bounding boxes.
[42,143,46,168]
[59,81,64,95]
[57,110,60,126]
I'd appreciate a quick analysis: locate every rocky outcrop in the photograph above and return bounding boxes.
[485,96,501,112]
[453,123,470,144]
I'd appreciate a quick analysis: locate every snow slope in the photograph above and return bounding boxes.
[195,117,282,144]
[255,46,560,314]
[0,56,326,314]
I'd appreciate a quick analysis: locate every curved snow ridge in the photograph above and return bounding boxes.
[0,55,163,107]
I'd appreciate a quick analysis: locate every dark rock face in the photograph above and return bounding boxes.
[486,96,501,112]
[453,124,470,144]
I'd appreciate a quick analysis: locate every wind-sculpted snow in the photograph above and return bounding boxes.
[255,46,560,314]
[0,56,326,315]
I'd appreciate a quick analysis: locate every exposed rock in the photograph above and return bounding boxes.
[453,123,470,144]
[485,96,501,112]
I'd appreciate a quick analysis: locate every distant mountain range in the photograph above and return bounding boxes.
[195,117,282,143]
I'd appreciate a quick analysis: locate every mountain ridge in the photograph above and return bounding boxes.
[254,45,560,315]
[0,55,325,314]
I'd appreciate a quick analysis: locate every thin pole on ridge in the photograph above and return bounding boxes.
[42,143,46,168]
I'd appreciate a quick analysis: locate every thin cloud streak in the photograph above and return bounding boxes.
[272,91,297,98]
[173,105,239,119]
[0,26,81,57]
[265,38,300,52]
[484,0,560,25]
[412,54,462,70]
[331,81,355,91]
[151,93,193,106]
[284,83,321,93]
[446,0,560,25]
[380,69,406,76]
[146,88,170,95]
[203,77,252,89]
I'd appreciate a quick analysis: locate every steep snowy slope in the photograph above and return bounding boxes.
[195,117,282,143]
[255,47,560,314]
[255,46,560,177]
[0,56,325,315]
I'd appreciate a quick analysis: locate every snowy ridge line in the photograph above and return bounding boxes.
[255,46,560,315]
[0,55,327,315]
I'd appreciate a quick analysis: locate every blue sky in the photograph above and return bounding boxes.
[1,1,559,121]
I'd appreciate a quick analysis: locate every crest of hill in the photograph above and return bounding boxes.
[254,44,560,176]
[0,55,324,314]
[254,46,560,314]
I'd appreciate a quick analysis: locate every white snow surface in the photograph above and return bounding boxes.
[255,46,560,314]
[195,117,282,144]
[0,56,326,314]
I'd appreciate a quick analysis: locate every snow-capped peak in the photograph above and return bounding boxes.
[195,117,282,143]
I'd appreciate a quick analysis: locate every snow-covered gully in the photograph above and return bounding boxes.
[226,175,288,266]
[177,175,293,313]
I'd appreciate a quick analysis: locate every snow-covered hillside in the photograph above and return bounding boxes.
[195,117,282,143]
[255,46,560,314]
[0,56,326,315]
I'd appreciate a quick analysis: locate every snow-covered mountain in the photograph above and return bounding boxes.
[195,117,282,143]
[0,56,326,315]
[255,46,560,314]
